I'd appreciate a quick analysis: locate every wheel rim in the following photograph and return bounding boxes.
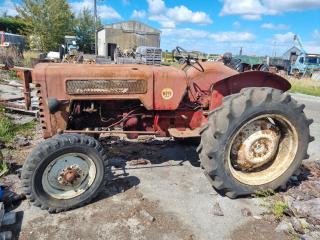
[42,153,97,199]
[227,114,298,185]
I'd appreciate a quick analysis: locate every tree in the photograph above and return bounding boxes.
[0,17,27,34]
[16,0,74,51]
[75,8,101,53]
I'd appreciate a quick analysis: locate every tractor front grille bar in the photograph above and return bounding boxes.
[66,79,147,95]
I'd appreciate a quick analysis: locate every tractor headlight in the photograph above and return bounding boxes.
[47,97,60,113]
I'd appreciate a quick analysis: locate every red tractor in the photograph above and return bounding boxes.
[22,47,313,212]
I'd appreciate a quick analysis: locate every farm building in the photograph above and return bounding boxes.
[282,46,302,64]
[97,21,161,59]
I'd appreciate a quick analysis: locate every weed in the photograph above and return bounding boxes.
[23,50,40,68]
[271,200,289,219]
[0,110,16,142]
[256,190,290,220]
[0,70,20,83]
[0,107,36,143]
[0,69,19,81]
[0,150,8,177]
[7,70,19,80]
[254,189,275,198]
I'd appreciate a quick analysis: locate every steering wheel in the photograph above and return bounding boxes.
[175,46,204,72]
[176,46,190,63]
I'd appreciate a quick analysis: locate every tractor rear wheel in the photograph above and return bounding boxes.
[198,87,313,198]
[21,134,110,212]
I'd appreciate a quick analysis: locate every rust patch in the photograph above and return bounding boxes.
[231,119,280,171]
[58,165,82,185]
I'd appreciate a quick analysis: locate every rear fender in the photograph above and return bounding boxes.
[210,71,291,109]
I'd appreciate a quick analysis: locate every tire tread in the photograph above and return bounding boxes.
[21,134,109,213]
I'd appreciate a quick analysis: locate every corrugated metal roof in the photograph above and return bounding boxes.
[98,21,161,34]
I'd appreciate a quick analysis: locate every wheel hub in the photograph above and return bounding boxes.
[231,119,280,170]
[57,165,84,186]
[42,153,97,199]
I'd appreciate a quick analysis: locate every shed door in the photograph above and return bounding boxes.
[108,43,117,61]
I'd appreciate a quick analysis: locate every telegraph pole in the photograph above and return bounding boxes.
[272,41,277,57]
[94,0,97,55]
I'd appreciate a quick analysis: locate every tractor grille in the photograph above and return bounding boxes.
[35,83,47,130]
[66,79,147,95]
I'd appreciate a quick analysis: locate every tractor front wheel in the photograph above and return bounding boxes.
[21,134,110,212]
[198,87,313,198]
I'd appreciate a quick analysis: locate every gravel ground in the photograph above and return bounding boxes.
[0,93,319,240]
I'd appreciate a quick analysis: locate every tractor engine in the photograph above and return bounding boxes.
[67,99,205,139]
[68,100,152,138]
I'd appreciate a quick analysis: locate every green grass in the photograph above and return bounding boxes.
[254,189,275,198]
[7,70,19,79]
[288,77,320,97]
[0,107,36,143]
[254,190,289,219]
[0,69,19,81]
[271,200,289,219]
[0,106,35,177]
[290,84,320,96]
[0,151,8,177]
[23,50,40,68]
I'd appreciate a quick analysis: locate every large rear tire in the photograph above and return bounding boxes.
[198,87,314,198]
[21,134,110,212]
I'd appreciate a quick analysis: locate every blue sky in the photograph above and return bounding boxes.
[1,0,320,55]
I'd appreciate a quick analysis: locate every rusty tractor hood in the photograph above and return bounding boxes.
[33,63,155,98]
[33,63,186,110]
[33,62,288,112]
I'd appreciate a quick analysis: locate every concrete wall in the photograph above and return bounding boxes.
[105,29,160,50]
[97,29,106,56]
[97,21,161,57]
[105,21,159,33]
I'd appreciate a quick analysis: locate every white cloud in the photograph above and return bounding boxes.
[220,0,276,20]
[70,0,122,20]
[261,23,289,30]
[146,0,212,28]
[242,14,262,20]
[210,32,255,42]
[149,15,175,28]
[70,0,91,13]
[161,36,265,55]
[0,0,18,16]
[267,31,320,55]
[98,5,122,20]
[161,28,210,39]
[162,27,255,43]
[160,28,259,55]
[167,6,212,25]
[147,0,166,15]
[303,30,320,54]
[220,0,320,20]
[271,32,295,44]
[262,0,320,11]
[131,10,146,19]
[304,43,320,54]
